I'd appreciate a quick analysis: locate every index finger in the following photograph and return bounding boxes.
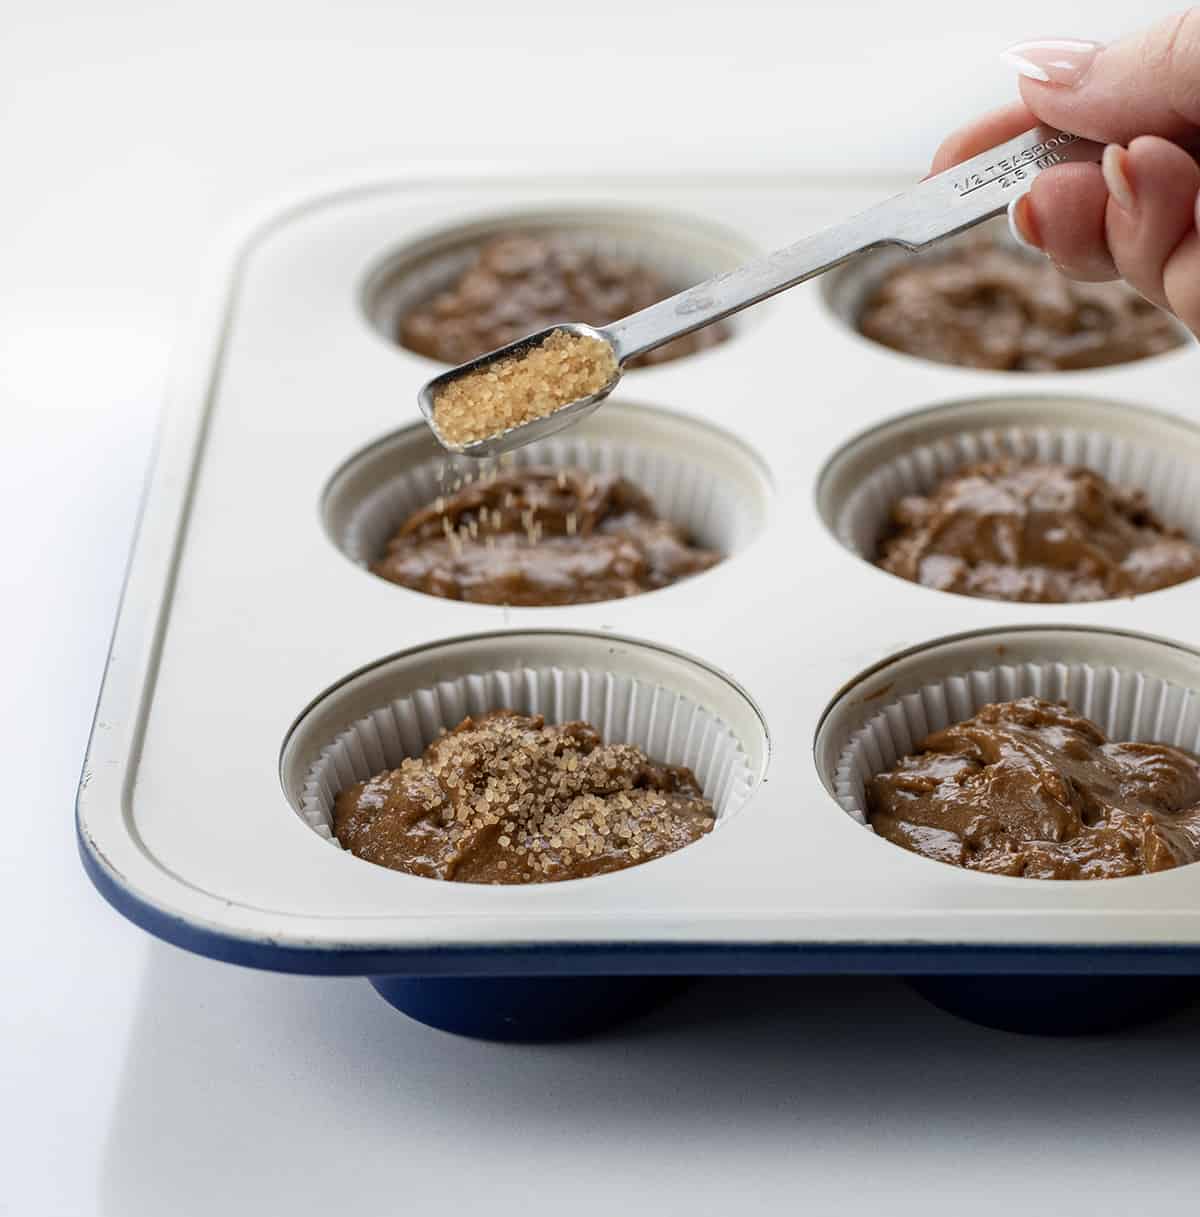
[928,100,1038,174]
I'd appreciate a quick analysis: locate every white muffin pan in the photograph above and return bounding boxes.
[77,173,1200,969]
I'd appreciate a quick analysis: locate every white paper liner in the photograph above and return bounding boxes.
[300,664,756,846]
[822,218,1191,353]
[370,218,745,354]
[834,659,1200,828]
[341,430,756,569]
[836,423,1200,563]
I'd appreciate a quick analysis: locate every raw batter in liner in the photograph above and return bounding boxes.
[334,711,715,883]
[867,697,1200,879]
[371,466,720,605]
[877,459,1200,603]
[399,232,728,368]
[858,235,1184,371]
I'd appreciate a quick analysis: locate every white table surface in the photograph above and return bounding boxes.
[5,2,1198,1213]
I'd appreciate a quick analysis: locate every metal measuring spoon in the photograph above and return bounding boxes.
[418,126,1103,458]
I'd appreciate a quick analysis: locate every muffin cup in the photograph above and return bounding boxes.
[819,216,1192,361]
[283,635,767,1040]
[324,401,773,571]
[816,626,1200,833]
[364,206,757,355]
[287,631,768,852]
[817,395,1200,567]
[821,218,1020,333]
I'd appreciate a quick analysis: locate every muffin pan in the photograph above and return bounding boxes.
[78,174,1200,1039]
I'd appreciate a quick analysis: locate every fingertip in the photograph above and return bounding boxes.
[1015,72,1057,111]
[929,129,973,176]
[1014,74,1097,141]
[1028,162,1118,281]
[928,101,1036,174]
[1162,229,1200,340]
[1125,133,1200,178]
[1007,194,1043,250]
[928,143,954,177]
[1101,144,1134,212]
[1102,136,1200,312]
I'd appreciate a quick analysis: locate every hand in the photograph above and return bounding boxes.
[931,10,1200,339]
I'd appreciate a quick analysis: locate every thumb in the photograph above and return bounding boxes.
[1004,9,1200,148]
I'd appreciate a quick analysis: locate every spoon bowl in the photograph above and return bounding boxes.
[418,322,623,458]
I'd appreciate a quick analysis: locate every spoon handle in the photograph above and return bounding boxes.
[606,126,1104,363]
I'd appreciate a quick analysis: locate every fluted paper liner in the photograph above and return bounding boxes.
[833,656,1200,829]
[834,419,1200,566]
[327,402,772,575]
[822,219,1189,353]
[346,438,750,568]
[300,663,756,845]
[370,213,751,356]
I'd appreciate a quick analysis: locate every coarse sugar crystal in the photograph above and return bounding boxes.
[432,329,617,447]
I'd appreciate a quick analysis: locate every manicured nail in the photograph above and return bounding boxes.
[1007,194,1042,251]
[1001,38,1102,86]
[1101,144,1135,211]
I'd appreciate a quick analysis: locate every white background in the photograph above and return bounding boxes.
[4,2,1198,1213]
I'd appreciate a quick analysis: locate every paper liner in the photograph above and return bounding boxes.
[343,438,753,570]
[822,218,1191,355]
[832,653,1200,829]
[300,663,757,846]
[832,415,1200,565]
[367,212,751,355]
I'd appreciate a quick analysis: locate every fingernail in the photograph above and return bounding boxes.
[1007,194,1042,251]
[1001,38,1102,86]
[1101,143,1135,211]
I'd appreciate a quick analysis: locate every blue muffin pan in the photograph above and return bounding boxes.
[77,173,1200,1038]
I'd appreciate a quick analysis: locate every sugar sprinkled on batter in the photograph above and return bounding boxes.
[333,711,715,883]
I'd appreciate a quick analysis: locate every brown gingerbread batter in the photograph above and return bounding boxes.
[867,698,1200,879]
[877,460,1200,603]
[858,236,1184,370]
[398,233,727,368]
[371,466,720,605]
[333,711,715,883]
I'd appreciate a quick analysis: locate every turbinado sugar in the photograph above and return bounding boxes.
[332,711,715,883]
[433,329,617,447]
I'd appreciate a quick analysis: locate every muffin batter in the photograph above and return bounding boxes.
[398,232,727,368]
[867,697,1200,879]
[371,466,721,605]
[333,711,715,883]
[877,459,1200,603]
[858,236,1184,370]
